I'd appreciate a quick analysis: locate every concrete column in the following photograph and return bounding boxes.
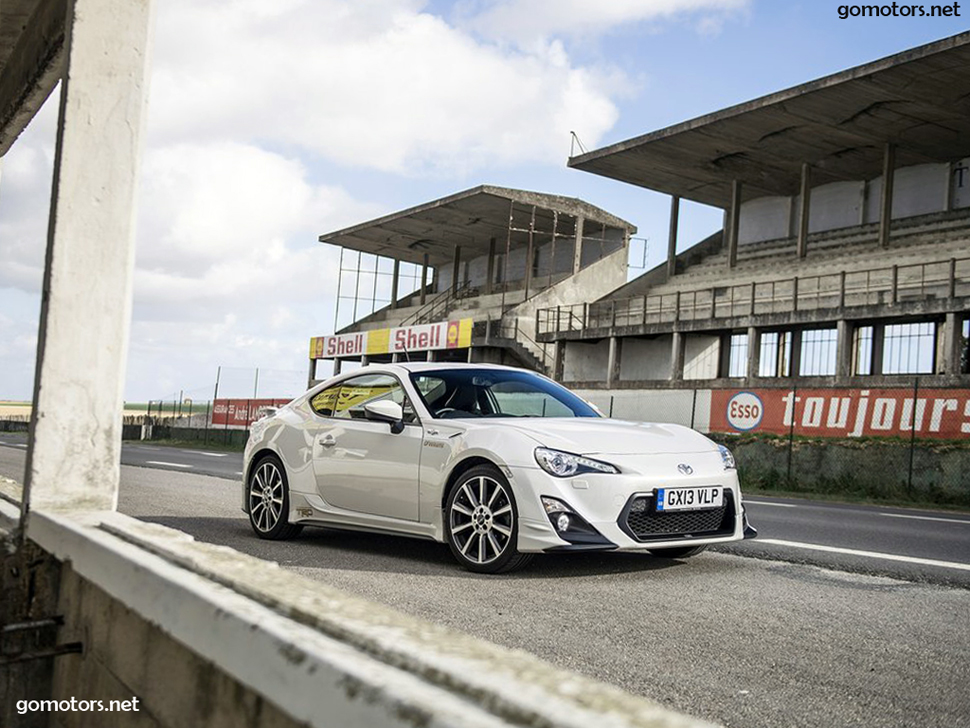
[391,353,401,363]
[451,245,461,292]
[22,0,155,515]
[836,319,853,382]
[746,327,761,380]
[573,216,585,274]
[666,195,680,279]
[333,359,343,376]
[466,346,474,363]
[789,330,803,378]
[607,336,622,388]
[880,143,896,248]
[426,350,435,362]
[361,355,370,367]
[485,238,496,295]
[553,340,566,381]
[307,357,317,389]
[670,332,685,381]
[871,323,886,376]
[942,312,962,375]
[718,333,733,378]
[390,258,401,309]
[797,163,811,258]
[727,180,742,268]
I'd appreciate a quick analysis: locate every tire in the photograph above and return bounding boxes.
[445,464,533,574]
[648,545,708,559]
[247,455,303,540]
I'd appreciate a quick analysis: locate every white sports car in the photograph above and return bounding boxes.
[243,362,756,573]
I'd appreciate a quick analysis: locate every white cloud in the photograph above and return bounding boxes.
[147,0,625,174]
[459,0,749,44]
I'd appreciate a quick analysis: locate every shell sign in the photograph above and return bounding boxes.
[310,319,472,360]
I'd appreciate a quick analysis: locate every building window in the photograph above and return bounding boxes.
[759,331,792,378]
[882,322,936,374]
[854,326,873,376]
[728,333,748,378]
[800,328,838,376]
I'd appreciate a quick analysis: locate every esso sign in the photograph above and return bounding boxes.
[726,392,763,431]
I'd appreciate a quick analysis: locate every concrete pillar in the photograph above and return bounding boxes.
[871,323,886,376]
[426,350,435,362]
[467,346,474,363]
[485,238,496,295]
[607,336,622,388]
[789,330,803,378]
[390,258,401,309]
[942,312,962,375]
[22,0,155,515]
[333,359,343,376]
[553,340,566,381]
[420,253,429,305]
[573,216,585,274]
[391,353,401,363]
[451,245,461,292]
[836,319,853,382]
[727,180,742,268]
[361,355,370,367]
[666,195,680,279]
[670,332,685,381]
[307,357,317,389]
[746,327,761,380]
[797,163,811,258]
[880,143,895,248]
[718,333,733,378]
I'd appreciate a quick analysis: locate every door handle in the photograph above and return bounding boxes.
[319,435,336,448]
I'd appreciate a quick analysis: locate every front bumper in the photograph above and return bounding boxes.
[508,462,753,553]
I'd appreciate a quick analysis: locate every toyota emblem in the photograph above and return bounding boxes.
[677,463,693,475]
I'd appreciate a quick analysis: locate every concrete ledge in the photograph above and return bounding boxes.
[29,509,717,728]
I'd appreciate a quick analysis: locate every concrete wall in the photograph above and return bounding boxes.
[740,158,969,244]
[564,340,609,381]
[683,335,720,380]
[619,336,672,381]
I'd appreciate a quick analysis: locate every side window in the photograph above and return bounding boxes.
[310,385,341,417]
[315,374,417,424]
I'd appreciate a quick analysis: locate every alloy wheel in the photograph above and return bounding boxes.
[448,474,514,565]
[249,459,284,533]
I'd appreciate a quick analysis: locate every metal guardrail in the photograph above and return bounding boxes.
[538,256,970,335]
[401,281,473,327]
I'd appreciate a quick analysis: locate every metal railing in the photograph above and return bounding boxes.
[537,256,970,335]
[401,281,473,327]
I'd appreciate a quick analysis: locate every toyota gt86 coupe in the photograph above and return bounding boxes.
[243,363,756,573]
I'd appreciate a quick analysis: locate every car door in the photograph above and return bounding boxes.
[310,373,422,521]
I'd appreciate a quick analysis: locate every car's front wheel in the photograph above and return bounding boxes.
[248,455,303,540]
[648,545,707,559]
[445,465,533,574]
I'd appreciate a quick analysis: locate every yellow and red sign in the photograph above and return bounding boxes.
[310,319,473,360]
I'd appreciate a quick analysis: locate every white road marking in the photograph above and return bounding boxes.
[745,500,797,508]
[145,461,192,469]
[184,450,229,458]
[880,513,970,526]
[759,538,970,572]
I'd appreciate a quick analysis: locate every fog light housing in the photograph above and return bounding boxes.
[556,513,571,532]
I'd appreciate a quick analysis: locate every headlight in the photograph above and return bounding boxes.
[718,444,736,470]
[534,447,618,477]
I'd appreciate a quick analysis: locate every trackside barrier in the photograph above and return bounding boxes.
[0,478,717,728]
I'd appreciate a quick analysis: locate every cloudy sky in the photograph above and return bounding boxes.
[0,1,965,402]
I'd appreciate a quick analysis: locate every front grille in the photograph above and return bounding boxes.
[620,491,735,542]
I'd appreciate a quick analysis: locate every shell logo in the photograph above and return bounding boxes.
[446,321,459,348]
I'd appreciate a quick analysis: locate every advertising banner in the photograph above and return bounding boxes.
[710,387,970,440]
[309,319,473,360]
[212,398,290,427]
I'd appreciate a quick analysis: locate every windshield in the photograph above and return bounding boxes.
[409,368,601,419]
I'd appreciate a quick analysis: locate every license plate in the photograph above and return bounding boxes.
[656,487,723,512]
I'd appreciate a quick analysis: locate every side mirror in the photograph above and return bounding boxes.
[363,401,405,434]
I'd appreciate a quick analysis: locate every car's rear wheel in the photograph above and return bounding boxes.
[648,545,707,559]
[445,465,532,574]
[248,455,303,540]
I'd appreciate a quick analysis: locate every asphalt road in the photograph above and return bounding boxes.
[1,438,969,728]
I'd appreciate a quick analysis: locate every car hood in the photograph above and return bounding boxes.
[495,418,716,456]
